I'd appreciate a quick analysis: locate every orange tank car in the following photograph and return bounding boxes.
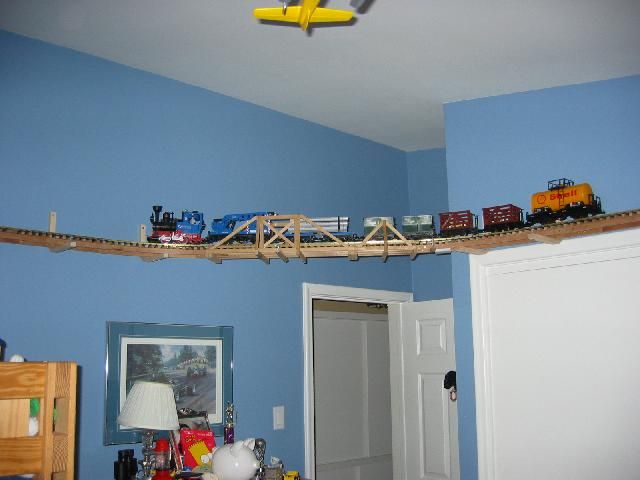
[526,178,603,225]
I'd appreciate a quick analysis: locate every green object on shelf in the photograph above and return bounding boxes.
[30,398,40,417]
[30,398,56,421]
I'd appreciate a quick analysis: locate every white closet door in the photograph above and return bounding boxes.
[471,228,640,480]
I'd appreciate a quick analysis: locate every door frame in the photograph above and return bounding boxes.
[302,283,413,479]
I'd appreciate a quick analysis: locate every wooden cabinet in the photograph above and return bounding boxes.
[0,362,77,479]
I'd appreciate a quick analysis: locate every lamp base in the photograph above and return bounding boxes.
[139,430,156,480]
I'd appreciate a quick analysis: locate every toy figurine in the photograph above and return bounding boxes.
[224,402,235,445]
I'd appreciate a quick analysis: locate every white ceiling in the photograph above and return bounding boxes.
[1,0,639,151]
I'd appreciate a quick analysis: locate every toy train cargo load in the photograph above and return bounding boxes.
[527,178,603,224]
[148,205,206,244]
[439,210,478,237]
[363,217,395,239]
[297,216,355,241]
[299,217,350,232]
[482,204,524,232]
[402,215,435,238]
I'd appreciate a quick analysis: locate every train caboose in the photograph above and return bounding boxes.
[526,178,603,225]
[148,205,206,244]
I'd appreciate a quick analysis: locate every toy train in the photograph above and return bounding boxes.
[149,205,207,244]
[434,178,603,237]
[147,178,604,244]
[148,207,356,244]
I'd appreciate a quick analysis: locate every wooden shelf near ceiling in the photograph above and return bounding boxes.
[1,210,639,263]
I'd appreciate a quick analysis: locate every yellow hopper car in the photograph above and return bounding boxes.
[526,178,603,225]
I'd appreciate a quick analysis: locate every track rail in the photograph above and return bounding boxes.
[1,210,639,263]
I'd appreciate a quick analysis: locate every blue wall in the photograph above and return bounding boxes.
[9,28,637,480]
[406,148,452,300]
[0,30,416,478]
[444,75,640,480]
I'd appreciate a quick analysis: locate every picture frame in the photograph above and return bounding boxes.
[104,321,233,445]
[177,410,211,430]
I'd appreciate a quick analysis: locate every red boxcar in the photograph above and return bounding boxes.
[482,204,524,232]
[439,210,478,237]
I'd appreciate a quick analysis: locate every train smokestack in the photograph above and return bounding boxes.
[152,205,163,223]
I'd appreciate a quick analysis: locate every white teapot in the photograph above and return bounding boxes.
[211,438,259,480]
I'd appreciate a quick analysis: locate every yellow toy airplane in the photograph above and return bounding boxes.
[254,0,353,31]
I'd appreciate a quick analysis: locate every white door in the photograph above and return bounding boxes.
[389,299,460,480]
[471,228,640,480]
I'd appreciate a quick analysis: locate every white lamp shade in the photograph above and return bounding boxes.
[117,381,180,431]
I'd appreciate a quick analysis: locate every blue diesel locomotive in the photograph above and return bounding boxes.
[207,211,274,243]
[207,212,355,243]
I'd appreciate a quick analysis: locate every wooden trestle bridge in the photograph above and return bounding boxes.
[1,210,639,263]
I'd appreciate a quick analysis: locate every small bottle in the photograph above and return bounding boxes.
[152,439,171,480]
[224,402,235,445]
[114,449,137,480]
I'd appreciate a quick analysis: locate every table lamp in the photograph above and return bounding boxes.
[117,381,180,479]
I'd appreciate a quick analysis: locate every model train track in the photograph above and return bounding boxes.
[1,209,639,263]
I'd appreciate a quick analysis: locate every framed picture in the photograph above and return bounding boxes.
[104,321,233,445]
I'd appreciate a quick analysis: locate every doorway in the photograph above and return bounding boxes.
[313,299,391,480]
[302,283,413,479]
